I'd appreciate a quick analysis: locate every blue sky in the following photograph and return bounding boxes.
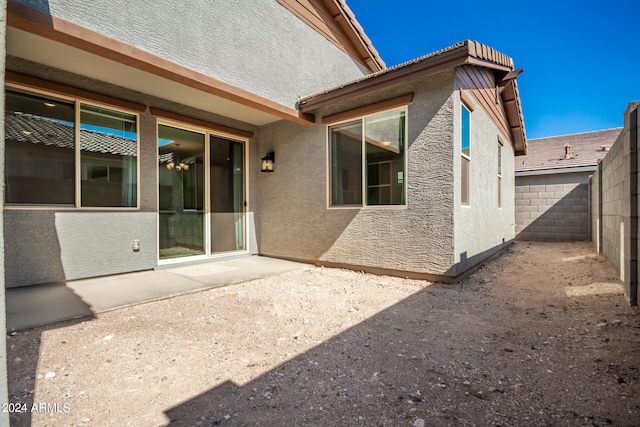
[347,0,640,139]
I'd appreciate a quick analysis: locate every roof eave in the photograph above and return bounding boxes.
[328,0,385,71]
[299,44,471,112]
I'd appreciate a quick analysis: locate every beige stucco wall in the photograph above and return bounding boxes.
[257,71,457,276]
[0,0,11,422]
[452,85,516,275]
[13,0,369,107]
[3,64,262,287]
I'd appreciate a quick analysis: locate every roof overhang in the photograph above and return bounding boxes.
[299,40,527,155]
[6,1,315,127]
[327,0,385,71]
[501,79,527,156]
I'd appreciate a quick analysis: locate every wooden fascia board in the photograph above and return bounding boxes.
[501,80,527,155]
[151,108,254,139]
[6,71,147,113]
[464,56,512,73]
[7,1,315,127]
[323,0,385,71]
[300,51,469,112]
[322,93,413,124]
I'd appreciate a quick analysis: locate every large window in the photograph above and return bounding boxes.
[329,109,406,207]
[461,104,471,206]
[5,89,138,207]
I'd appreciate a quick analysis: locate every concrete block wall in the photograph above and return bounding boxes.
[591,102,639,305]
[515,172,591,241]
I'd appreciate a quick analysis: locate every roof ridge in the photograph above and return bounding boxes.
[529,127,623,141]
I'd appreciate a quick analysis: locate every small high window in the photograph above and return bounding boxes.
[498,139,503,208]
[329,108,406,207]
[461,104,471,205]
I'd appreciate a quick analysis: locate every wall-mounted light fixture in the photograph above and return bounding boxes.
[261,151,275,172]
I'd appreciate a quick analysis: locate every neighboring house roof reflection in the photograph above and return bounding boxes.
[5,111,138,157]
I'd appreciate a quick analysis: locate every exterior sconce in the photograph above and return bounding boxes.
[261,151,275,172]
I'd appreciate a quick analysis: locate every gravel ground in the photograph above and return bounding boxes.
[6,241,640,426]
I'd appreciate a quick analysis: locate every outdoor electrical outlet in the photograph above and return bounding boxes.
[132,239,140,252]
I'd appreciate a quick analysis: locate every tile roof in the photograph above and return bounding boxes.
[298,39,527,156]
[5,112,137,157]
[515,128,622,173]
[299,40,513,104]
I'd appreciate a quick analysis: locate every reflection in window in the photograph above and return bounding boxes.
[365,110,405,205]
[157,124,205,259]
[498,141,503,208]
[80,104,138,207]
[329,109,406,207]
[5,90,75,205]
[330,120,362,206]
[461,105,471,205]
[4,89,139,208]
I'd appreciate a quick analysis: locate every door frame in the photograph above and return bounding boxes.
[156,118,250,265]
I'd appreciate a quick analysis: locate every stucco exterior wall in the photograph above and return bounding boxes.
[14,0,368,107]
[452,87,515,275]
[4,62,262,287]
[258,71,456,276]
[4,211,158,287]
[0,0,11,422]
[515,172,591,241]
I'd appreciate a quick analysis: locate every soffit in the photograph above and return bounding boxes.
[299,40,528,155]
[276,0,384,72]
[5,1,316,127]
[6,27,283,127]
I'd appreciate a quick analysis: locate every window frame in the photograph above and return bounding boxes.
[326,105,408,209]
[5,84,141,210]
[498,137,503,208]
[460,103,471,206]
[155,117,251,264]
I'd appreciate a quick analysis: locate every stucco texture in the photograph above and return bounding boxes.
[452,80,516,275]
[4,61,262,286]
[15,0,367,107]
[4,211,158,287]
[0,0,11,421]
[258,71,457,276]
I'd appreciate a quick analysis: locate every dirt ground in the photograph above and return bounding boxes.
[5,241,640,426]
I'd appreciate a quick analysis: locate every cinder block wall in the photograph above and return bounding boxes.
[515,172,590,241]
[591,102,639,305]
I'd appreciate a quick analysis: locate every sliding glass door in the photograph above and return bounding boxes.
[158,125,205,260]
[210,136,245,253]
[158,124,246,261]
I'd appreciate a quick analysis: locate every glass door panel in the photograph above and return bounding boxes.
[210,136,245,253]
[158,125,205,260]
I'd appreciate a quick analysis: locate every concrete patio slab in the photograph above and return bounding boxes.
[6,255,307,332]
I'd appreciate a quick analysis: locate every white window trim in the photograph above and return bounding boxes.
[5,84,142,211]
[326,106,408,210]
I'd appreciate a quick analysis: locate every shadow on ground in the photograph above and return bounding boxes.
[165,245,640,426]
